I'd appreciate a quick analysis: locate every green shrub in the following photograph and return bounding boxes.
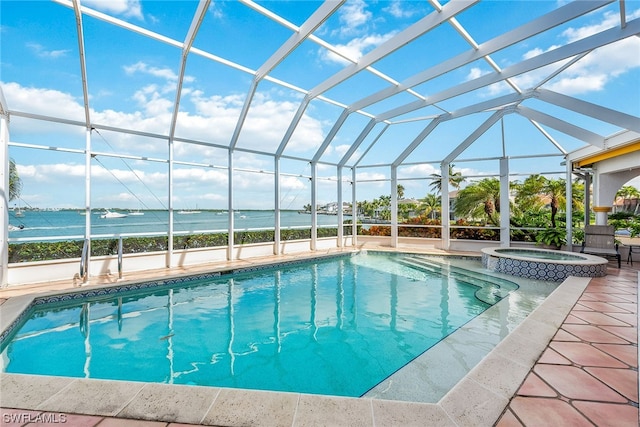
[8,228,348,263]
[534,227,566,248]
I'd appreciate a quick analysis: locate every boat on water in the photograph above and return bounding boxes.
[14,206,24,217]
[9,224,25,231]
[128,210,145,216]
[101,210,128,219]
[177,210,201,215]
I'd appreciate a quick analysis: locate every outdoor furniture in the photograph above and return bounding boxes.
[617,236,640,265]
[581,225,621,268]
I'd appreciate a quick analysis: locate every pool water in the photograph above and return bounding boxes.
[0,253,518,397]
[494,248,586,261]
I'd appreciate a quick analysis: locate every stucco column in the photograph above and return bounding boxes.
[593,206,611,225]
[591,167,615,225]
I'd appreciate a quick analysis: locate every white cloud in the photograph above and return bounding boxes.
[280,175,307,192]
[338,0,372,36]
[546,73,609,94]
[485,9,640,96]
[115,192,136,201]
[383,1,419,19]
[208,2,224,20]
[522,47,550,60]
[544,36,640,94]
[173,167,226,185]
[319,32,397,65]
[465,66,511,97]
[466,67,487,81]
[124,62,195,88]
[181,90,325,153]
[355,171,387,182]
[26,43,69,59]
[198,192,226,202]
[124,62,175,81]
[92,165,156,184]
[132,84,175,116]
[2,82,85,119]
[3,80,326,158]
[399,163,439,179]
[83,0,143,20]
[333,144,352,157]
[561,9,640,42]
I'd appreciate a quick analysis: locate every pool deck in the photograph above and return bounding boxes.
[0,247,638,426]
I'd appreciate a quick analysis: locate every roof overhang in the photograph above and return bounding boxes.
[567,131,640,169]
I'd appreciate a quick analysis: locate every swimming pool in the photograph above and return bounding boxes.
[0,252,520,397]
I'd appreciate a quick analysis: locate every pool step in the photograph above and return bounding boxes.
[397,256,517,305]
[407,256,519,290]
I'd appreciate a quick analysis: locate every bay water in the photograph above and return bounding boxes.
[9,210,351,241]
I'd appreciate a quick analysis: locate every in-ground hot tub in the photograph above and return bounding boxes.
[481,247,608,281]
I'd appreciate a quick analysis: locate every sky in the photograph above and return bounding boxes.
[1,0,639,210]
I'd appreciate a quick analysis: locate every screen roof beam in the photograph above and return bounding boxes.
[349,0,613,113]
[71,0,91,128]
[377,18,640,122]
[516,106,605,148]
[230,1,344,151]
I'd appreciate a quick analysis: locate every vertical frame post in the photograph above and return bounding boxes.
[499,157,510,247]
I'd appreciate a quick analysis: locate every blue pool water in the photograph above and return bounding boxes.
[0,253,518,397]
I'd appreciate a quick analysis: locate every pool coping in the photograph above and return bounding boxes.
[480,246,609,265]
[0,256,591,426]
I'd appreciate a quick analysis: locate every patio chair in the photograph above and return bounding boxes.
[580,225,621,268]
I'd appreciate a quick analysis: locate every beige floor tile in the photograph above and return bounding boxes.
[202,388,299,427]
[293,395,373,427]
[118,383,220,425]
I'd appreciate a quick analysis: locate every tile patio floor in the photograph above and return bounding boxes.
[496,261,639,427]
[1,256,638,426]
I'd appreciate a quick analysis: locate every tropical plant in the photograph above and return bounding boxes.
[9,158,22,202]
[454,178,501,226]
[429,164,464,194]
[535,227,566,249]
[542,178,567,228]
[616,185,640,212]
[512,174,547,213]
[511,176,584,229]
[398,200,418,221]
[421,193,441,219]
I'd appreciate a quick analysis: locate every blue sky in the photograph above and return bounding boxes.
[1,0,639,210]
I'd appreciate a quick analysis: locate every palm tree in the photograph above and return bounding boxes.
[454,178,500,226]
[542,178,567,228]
[397,184,405,200]
[616,185,640,212]
[513,174,547,213]
[421,193,441,219]
[429,164,464,194]
[9,158,22,202]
